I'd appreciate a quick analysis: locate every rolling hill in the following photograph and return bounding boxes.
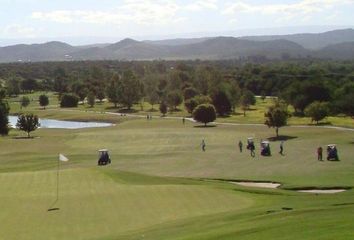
[0,29,354,62]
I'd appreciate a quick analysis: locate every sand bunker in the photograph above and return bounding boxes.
[298,189,347,194]
[231,181,281,189]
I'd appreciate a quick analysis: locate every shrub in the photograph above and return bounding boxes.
[193,104,216,126]
[60,94,79,108]
[39,95,49,109]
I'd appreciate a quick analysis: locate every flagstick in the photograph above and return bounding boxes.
[56,156,60,203]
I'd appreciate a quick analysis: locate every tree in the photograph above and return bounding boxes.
[333,83,354,118]
[184,98,199,114]
[20,96,30,109]
[167,91,183,111]
[96,89,105,103]
[183,87,199,100]
[120,70,142,110]
[305,101,329,124]
[16,114,40,138]
[193,104,216,126]
[6,76,21,97]
[21,78,37,93]
[240,90,256,116]
[60,94,79,108]
[87,92,96,108]
[159,101,168,116]
[229,83,241,113]
[106,74,122,108]
[264,102,290,137]
[39,95,49,109]
[212,90,232,116]
[0,92,10,136]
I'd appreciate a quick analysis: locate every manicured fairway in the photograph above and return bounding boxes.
[0,115,353,239]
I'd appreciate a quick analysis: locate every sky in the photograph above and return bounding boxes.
[1,0,354,45]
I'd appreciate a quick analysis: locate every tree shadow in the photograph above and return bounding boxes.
[308,122,333,126]
[147,108,159,112]
[105,106,120,110]
[12,136,38,140]
[194,125,217,128]
[118,109,139,113]
[267,135,298,141]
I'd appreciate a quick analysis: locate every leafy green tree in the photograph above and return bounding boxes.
[305,101,329,124]
[6,76,21,97]
[16,114,40,138]
[334,83,354,118]
[106,74,122,108]
[229,83,241,113]
[87,92,96,108]
[193,104,217,126]
[0,91,10,136]
[167,91,183,111]
[183,87,199,100]
[96,89,105,103]
[184,98,199,114]
[159,101,168,116]
[20,96,30,109]
[212,90,232,116]
[240,90,256,116]
[60,94,79,108]
[54,67,68,95]
[21,78,37,93]
[120,70,143,110]
[39,95,49,109]
[265,102,290,137]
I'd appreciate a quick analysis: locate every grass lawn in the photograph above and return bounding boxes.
[7,92,354,128]
[0,113,353,239]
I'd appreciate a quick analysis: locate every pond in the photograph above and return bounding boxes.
[9,116,113,129]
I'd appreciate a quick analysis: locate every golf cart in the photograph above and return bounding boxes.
[98,149,111,166]
[327,144,339,161]
[261,141,271,156]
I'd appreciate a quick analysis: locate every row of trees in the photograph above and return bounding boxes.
[0,60,353,120]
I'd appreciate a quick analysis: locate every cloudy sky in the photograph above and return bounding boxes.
[1,0,353,44]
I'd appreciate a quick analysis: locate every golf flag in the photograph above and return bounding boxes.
[59,154,69,162]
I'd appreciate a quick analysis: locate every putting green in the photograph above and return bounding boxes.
[0,168,252,240]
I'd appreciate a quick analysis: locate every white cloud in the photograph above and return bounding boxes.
[31,0,183,26]
[222,0,354,20]
[2,24,37,38]
[185,0,218,11]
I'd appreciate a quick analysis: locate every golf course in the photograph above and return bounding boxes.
[0,100,353,239]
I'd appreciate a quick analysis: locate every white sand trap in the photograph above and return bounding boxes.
[298,189,347,194]
[231,182,281,189]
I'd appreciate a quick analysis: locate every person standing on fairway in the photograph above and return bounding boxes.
[238,140,243,153]
[182,117,185,124]
[279,141,284,155]
[201,139,206,152]
[317,146,323,161]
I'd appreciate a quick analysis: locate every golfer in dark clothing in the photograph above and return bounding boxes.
[201,140,206,152]
[182,117,185,124]
[279,141,284,155]
[238,141,243,153]
[317,147,323,161]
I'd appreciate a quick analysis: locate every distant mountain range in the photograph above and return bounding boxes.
[0,29,354,63]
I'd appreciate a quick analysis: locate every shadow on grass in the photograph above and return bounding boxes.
[308,122,333,126]
[194,125,217,128]
[118,109,139,114]
[267,135,298,141]
[12,136,39,140]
